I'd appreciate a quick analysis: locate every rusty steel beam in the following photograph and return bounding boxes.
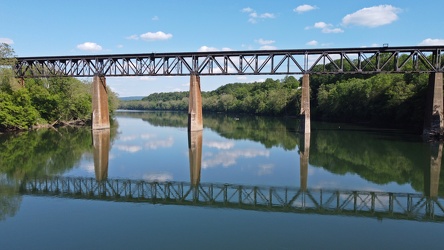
[14,46,444,78]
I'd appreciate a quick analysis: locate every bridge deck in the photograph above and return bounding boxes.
[14,46,444,77]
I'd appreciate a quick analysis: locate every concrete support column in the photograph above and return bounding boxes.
[423,72,443,135]
[93,129,110,181]
[188,74,203,131]
[299,133,310,191]
[188,130,203,186]
[300,74,311,134]
[92,74,110,130]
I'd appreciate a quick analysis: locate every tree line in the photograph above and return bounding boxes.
[0,43,119,131]
[120,76,302,116]
[120,70,430,131]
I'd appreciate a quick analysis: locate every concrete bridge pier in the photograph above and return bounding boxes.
[424,142,442,199]
[299,133,310,191]
[188,130,203,186]
[92,128,110,181]
[188,74,203,132]
[92,74,110,130]
[300,74,311,134]
[423,72,444,135]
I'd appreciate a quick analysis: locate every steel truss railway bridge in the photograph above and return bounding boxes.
[19,176,444,223]
[13,46,444,133]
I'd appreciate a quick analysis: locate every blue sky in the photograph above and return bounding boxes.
[1,0,444,97]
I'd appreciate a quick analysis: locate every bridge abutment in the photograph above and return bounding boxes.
[92,74,110,130]
[188,74,203,131]
[300,74,311,134]
[423,72,444,135]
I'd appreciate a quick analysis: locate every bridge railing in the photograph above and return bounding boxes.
[14,46,444,77]
[18,176,444,222]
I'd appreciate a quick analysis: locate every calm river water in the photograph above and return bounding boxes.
[1,111,443,249]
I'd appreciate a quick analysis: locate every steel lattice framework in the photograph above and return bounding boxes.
[19,176,444,222]
[14,46,444,78]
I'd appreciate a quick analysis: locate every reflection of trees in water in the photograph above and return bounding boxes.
[122,111,444,194]
[0,123,118,180]
[0,175,21,221]
[309,125,443,194]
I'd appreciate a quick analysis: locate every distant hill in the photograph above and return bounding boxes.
[119,96,145,101]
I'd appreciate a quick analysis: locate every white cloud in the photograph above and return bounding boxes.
[0,38,14,44]
[342,5,401,28]
[260,13,275,19]
[76,42,103,52]
[242,7,275,24]
[308,22,344,34]
[140,31,173,41]
[419,38,444,46]
[126,34,139,40]
[260,45,277,50]
[198,46,219,52]
[256,38,275,45]
[242,7,254,13]
[198,46,232,52]
[294,4,317,14]
[306,40,318,46]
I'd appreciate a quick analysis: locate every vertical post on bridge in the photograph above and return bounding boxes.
[92,74,110,130]
[188,73,203,131]
[300,74,311,134]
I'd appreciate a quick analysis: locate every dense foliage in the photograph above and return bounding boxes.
[0,43,119,131]
[120,76,301,116]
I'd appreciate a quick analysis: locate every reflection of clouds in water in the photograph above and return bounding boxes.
[143,172,173,182]
[145,137,174,149]
[141,133,156,139]
[119,135,138,141]
[202,149,270,169]
[115,145,143,153]
[258,164,274,176]
[204,140,235,150]
[81,163,95,173]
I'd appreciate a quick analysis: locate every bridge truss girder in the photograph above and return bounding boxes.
[14,46,444,78]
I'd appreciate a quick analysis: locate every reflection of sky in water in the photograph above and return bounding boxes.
[67,114,418,193]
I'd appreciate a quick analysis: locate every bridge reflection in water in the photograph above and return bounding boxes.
[19,176,444,223]
[83,127,444,222]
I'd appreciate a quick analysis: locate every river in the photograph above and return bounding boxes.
[0,111,443,249]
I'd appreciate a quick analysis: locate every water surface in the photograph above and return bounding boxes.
[1,111,443,249]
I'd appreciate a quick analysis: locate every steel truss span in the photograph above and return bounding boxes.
[14,46,444,78]
[20,176,444,222]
